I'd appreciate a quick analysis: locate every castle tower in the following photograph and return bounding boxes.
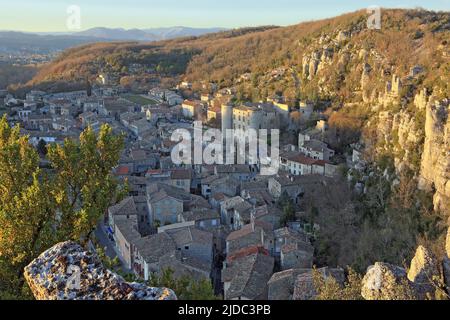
[221,103,233,132]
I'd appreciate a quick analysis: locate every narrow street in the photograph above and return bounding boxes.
[94,223,117,259]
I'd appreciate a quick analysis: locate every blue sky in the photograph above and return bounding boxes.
[0,0,449,32]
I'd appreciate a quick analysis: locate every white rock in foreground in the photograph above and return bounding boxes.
[24,241,176,300]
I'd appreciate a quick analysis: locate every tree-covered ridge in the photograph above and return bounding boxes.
[21,9,449,99]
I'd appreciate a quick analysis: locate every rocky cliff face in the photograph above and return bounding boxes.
[361,245,442,300]
[366,86,449,214]
[361,228,450,299]
[418,96,450,214]
[298,15,449,214]
[24,241,177,300]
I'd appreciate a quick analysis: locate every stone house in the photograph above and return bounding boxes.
[125,176,147,197]
[181,100,202,119]
[232,201,254,230]
[207,104,222,122]
[168,169,192,193]
[299,139,335,161]
[280,243,314,270]
[178,209,221,231]
[268,175,304,203]
[129,148,158,174]
[133,195,151,236]
[147,191,184,226]
[114,215,141,270]
[209,192,228,209]
[220,196,245,225]
[268,267,344,300]
[214,165,255,181]
[280,151,318,176]
[108,196,138,232]
[133,232,177,280]
[222,249,274,300]
[158,251,212,281]
[251,205,282,229]
[274,227,314,270]
[226,221,274,255]
[165,226,214,267]
[267,268,309,300]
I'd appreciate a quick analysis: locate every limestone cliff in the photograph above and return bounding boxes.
[418,96,450,214]
[296,12,449,214]
[361,245,441,300]
[24,241,177,300]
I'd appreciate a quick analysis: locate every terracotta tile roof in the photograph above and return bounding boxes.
[116,166,130,175]
[170,169,192,180]
[227,246,269,263]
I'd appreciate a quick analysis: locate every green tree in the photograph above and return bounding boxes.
[0,116,56,298]
[47,125,125,241]
[0,117,125,299]
[280,197,296,227]
[149,268,218,300]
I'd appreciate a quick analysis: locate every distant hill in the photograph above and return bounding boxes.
[76,28,157,41]
[76,27,227,41]
[144,27,228,39]
[0,27,227,55]
[24,9,449,95]
[0,31,110,54]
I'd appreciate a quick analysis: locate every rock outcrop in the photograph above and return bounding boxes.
[418,96,450,214]
[362,245,444,300]
[407,246,440,299]
[24,241,176,300]
[445,228,450,290]
[447,227,450,258]
[361,263,417,300]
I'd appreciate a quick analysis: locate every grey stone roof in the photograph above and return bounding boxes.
[158,251,211,281]
[170,169,192,180]
[165,226,213,247]
[221,196,245,210]
[134,233,176,264]
[267,268,311,300]
[302,139,330,152]
[240,180,268,191]
[222,253,274,300]
[147,182,191,202]
[114,215,141,245]
[181,209,220,222]
[108,197,137,217]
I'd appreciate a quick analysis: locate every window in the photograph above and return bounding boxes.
[184,246,189,250]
